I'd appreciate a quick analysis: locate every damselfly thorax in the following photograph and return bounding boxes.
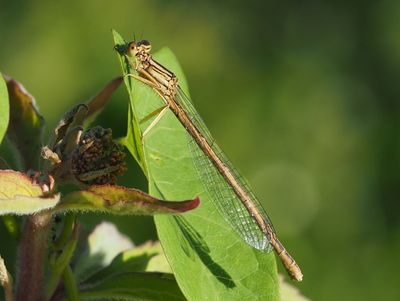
[127,40,178,98]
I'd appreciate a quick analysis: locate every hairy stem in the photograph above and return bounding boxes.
[16,212,52,301]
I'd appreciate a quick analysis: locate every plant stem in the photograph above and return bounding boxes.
[62,266,79,301]
[53,214,75,250]
[15,212,52,301]
[45,217,78,300]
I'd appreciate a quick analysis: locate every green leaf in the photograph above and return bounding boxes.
[72,220,184,301]
[113,31,148,175]
[73,221,134,283]
[0,170,59,215]
[114,31,279,301]
[80,241,170,286]
[77,272,186,301]
[57,184,200,214]
[4,76,44,170]
[143,242,173,273]
[0,74,9,146]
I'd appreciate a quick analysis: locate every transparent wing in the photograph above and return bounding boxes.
[176,87,273,252]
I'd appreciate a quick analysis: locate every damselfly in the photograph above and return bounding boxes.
[121,39,303,281]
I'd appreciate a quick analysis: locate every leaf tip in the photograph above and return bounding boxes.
[181,196,200,212]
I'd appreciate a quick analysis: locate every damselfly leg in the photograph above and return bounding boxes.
[142,105,170,137]
[125,73,171,137]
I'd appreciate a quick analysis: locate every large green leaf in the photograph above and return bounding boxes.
[0,74,9,146]
[114,31,279,301]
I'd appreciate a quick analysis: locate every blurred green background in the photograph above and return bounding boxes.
[1,0,399,300]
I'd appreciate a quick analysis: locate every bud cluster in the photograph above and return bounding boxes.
[71,126,126,185]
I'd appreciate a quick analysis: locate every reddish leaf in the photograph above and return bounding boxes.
[4,76,44,170]
[58,184,200,215]
[85,77,123,124]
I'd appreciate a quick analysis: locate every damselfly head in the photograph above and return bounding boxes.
[126,40,152,59]
[126,41,138,57]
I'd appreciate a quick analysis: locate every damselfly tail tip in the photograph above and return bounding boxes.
[272,238,303,281]
[293,272,303,282]
[289,264,303,282]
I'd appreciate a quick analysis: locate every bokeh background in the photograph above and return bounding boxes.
[1,0,399,300]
